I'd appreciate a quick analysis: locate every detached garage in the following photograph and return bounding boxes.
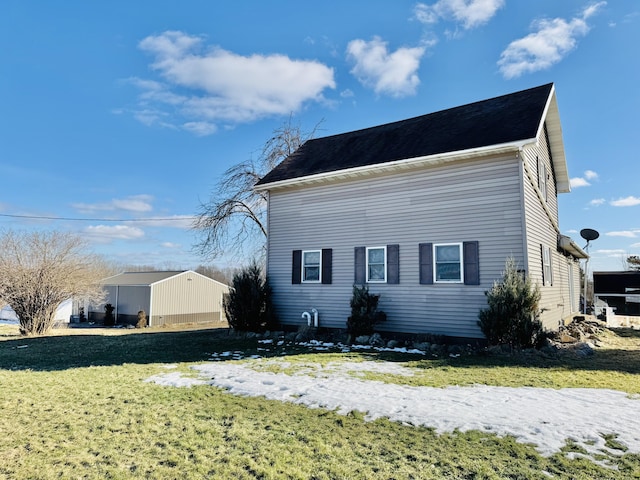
[89,271,230,327]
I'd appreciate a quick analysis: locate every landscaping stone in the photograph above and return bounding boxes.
[369,333,384,347]
[355,335,370,344]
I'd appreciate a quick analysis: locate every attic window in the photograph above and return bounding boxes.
[537,157,548,202]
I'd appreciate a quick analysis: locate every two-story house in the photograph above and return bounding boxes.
[255,83,587,339]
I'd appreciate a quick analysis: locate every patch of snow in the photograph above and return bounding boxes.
[147,360,640,463]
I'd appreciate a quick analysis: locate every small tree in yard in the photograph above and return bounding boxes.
[478,257,545,348]
[0,230,109,335]
[136,310,148,329]
[223,263,275,332]
[347,285,387,337]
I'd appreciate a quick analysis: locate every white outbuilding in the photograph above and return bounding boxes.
[88,270,229,327]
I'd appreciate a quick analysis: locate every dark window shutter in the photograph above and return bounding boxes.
[419,243,433,285]
[292,250,302,284]
[549,247,554,286]
[387,244,399,284]
[540,244,546,286]
[354,247,366,285]
[321,249,332,284]
[463,241,480,285]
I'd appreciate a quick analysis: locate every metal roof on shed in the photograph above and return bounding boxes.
[101,271,187,286]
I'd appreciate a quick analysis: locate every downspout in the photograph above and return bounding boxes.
[517,149,530,274]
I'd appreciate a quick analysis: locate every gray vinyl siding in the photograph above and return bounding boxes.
[521,125,577,329]
[150,271,229,326]
[267,154,526,338]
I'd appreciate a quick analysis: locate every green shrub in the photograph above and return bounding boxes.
[223,263,275,333]
[104,303,115,326]
[478,257,545,348]
[346,285,386,337]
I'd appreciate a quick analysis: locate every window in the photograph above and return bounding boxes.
[434,243,463,283]
[419,241,479,285]
[354,245,399,284]
[541,245,553,286]
[302,250,321,282]
[367,246,386,282]
[537,156,548,202]
[292,249,332,285]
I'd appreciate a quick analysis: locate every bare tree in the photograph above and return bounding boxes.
[626,255,640,271]
[193,117,321,261]
[0,230,109,335]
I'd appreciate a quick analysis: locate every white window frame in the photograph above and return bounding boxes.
[366,246,387,283]
[433,243,464,283]
[538,158,548,202]
[542,246,552,286]
[302,250,322,283]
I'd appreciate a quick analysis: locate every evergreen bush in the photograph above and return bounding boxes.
[104,303,115,326]
[346,285,387,337]
[478,257,546,348]
[223,263,275,332]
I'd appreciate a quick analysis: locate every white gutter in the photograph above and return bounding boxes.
[255,140,536,191]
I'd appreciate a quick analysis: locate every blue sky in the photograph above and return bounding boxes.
[0,1,638,273]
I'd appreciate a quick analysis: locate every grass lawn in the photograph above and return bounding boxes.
[1,323,640,479]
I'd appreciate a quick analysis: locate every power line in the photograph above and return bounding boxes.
[0,213,197,222]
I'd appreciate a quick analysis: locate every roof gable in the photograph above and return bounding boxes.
[257,83,567,189]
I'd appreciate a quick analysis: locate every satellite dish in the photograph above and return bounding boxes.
[580,228,600,242]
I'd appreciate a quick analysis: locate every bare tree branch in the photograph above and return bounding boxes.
[0,230,110,335]
[193,116,322,261]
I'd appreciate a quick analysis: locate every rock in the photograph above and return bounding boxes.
[559,333,577,343]
[369,333,384,347]
[285,332,297,342]
[386,339,400,349]
[448,345,464,356]
[355,335,370,344]
[413,342,430,352]
[574,342,595,357]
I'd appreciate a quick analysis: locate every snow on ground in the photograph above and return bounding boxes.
[146,359,640,463]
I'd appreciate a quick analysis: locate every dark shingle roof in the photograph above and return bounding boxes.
[256,83,553,186]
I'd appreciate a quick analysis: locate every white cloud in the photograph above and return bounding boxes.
[584,170,599,180]
[631,243,640,248]
[83,225,145,243]
[498,2,606,79]
[346,37,426,97]
[570,177,591,188]
[72,195,154,214]
[161,242,181,248]
[595,249,627,257]
[135,215,194,229]
[611,196,640,207]
[605,230,639,238]
[589,198,605,206]
[129,31,335,132]
[182,121,217,136]
[414,0,505,29]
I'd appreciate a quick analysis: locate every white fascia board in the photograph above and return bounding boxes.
[255,141,533,191]
[537,85,570,193]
